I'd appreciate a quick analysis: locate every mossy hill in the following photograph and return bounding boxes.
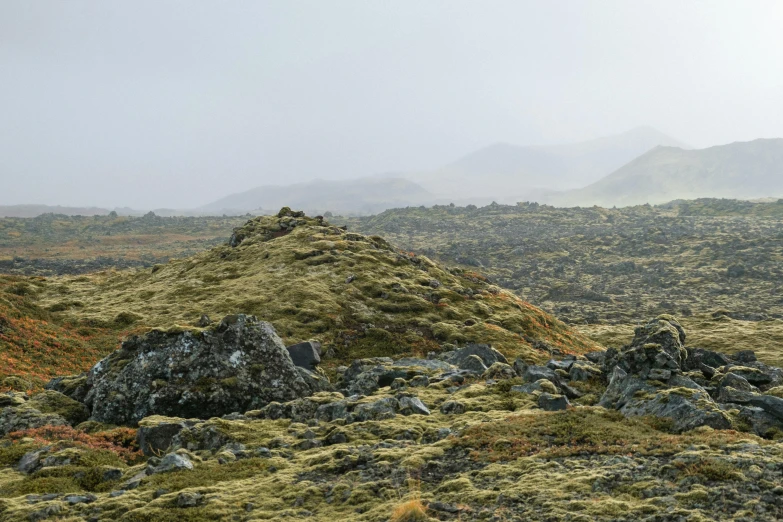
[34,209,600,370]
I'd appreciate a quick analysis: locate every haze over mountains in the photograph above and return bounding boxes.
[548,138,783,207]
[3,128,783,218]
[404,126,689,202]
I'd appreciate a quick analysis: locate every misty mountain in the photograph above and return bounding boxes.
[406,126,688,202]
[200,177,435,216]
[548,138,783,207]
[0,205,114,218]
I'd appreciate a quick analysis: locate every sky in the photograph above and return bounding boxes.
[1,0,783,209]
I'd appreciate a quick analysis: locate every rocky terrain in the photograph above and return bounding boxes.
[1,311,782,521]
[0,207,782,521]
[343,199,783,365]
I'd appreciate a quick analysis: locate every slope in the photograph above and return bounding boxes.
[551,138,783,207]
[35,209,600,366]
[408,126,687,201]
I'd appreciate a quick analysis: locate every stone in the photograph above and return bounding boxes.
[447,343,508,368]
[569,360,601,382]
[0,406,68,437]
[352,397,398,422]
[458,355,488,374]
[440,400,466,415]
[538,393,569,411]
[628,316,687,368]
[511,379,559,395]
[17,449,48,474]
[684,348,729,371]
[197,314,212,327]
[735,406,783,438]
[396,395,430,416]
[64,494,97,505]
[546,359,575,372]
[408,375,430,387]
[648,369,672,381]
[390,378,407,391]
[748,394,783,420]
[83,315,314,425]
[176,491,204,508]
[732,350,757,364]
[286,341,321,371]
[521,365,558,385]
[482,362,516,380]
[149,453,194,474]
[136,420,189,457]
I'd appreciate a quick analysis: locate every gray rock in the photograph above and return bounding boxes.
[149,453,194,474]
[29,504,62,522]
[352,397,398,422]
[546,359,575,372]
[390,378,407,391]
[440,400,466,415]
[396,395,430,416]
[718,372,757,392]
[17,448,48,474]
[408,375,430,387]
[748,394,783,420]
[137,421,188,457]
[511,379,559,395]
[177,491,204,508]
[83,315,314,424]
[621,386,731,432]
[684,348,729,371]
[521,365,558,385]
[735,405,783,438]
[448,344,508,368]
[64,494,96,505]
[569,360,601,382]
[648,368,672,381]
[0,406,68,437]
[458,354,488,374]
[482,362,516,380]
[538,393,569,411]
[286,341,321,371]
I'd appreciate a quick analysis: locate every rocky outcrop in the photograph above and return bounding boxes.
[80,315,324,425]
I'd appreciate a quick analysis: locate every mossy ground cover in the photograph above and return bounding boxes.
[1,380,780,521]
[30,213,599,369]
[0,275,126,391]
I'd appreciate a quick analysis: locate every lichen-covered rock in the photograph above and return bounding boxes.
[568,360,601,381]
[0,406,69,436]
[287,341,321,371]
[482,362,516,380]
[538,393,569,411]
[627,315,688,368]
[446,343,508,368]
[26,390,90,426]
[83,314,314,425]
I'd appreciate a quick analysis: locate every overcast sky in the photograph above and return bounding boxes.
[1,1,782,209]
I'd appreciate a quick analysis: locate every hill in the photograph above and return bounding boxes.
[199,177,435,216]
[31,209,599,371]
[550,138,783,207]
[407,126,686,202]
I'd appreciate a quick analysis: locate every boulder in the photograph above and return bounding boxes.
[396,395,430,416]
[84,315,315,425]
[568,360,601,382]
[627,316,687,369]
[286,341,321,371]
[137,419,191,456]
[0,406,68,437]
[149,453,194,474]
[459,355,488,374]
[538,393,569,411]
[440,400,466,415]
[482,362,516,380]
[447,344,508,368]
[520,365,558,385]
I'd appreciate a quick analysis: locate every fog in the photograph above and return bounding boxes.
[1,1,782,209]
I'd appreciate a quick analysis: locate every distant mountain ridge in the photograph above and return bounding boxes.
[199,177,435,216]
[548,138,783,207]
[405,126,688,202]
